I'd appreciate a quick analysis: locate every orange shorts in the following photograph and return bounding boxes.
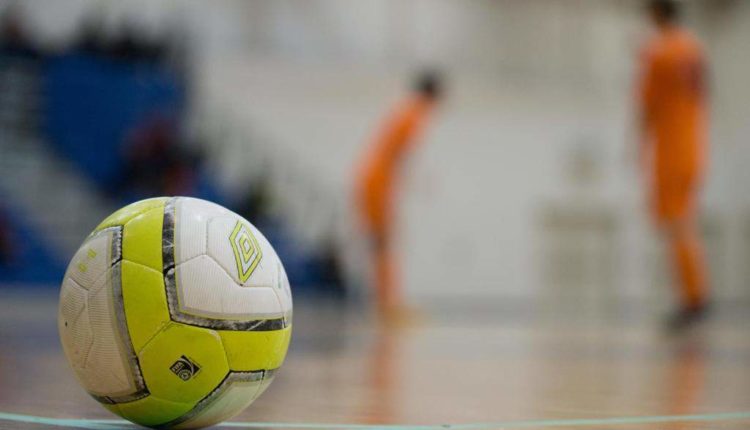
[652,170,700,223]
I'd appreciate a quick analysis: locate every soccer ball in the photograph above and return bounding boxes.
[58,197,292,429]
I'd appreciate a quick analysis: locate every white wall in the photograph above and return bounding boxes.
[193,1,750,304]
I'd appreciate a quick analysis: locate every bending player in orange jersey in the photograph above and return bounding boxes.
[355,71,443,316]
[638,0,710,330]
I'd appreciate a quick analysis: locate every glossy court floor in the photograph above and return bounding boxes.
[1,289,749,430]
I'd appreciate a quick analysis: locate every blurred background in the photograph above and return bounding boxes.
[2,0,749,311]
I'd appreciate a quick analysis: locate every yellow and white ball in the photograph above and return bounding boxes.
[58,197,292,429]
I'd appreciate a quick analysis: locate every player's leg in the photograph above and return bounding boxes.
[356,184,399,314]
[660,173,709,329]
[670,217,708,310]
[373,231,398,313]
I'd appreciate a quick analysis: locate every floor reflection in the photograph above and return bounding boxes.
[665,333,707,430]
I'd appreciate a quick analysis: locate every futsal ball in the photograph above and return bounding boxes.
[58,197,292,429]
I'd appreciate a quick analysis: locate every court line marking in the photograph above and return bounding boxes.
[2,410,750,429]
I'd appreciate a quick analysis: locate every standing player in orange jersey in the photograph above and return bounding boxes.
[638,0,710,330]
[355,71,443,316]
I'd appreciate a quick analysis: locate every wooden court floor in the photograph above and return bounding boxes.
[1,290,749,429]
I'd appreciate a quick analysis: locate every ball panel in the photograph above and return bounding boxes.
[178,197,231,217]
[65,228,116,291]
[58,278,92,369]
[274,260,293,314]
[175,255,285,320]
[172,378,264,430]
[219,326,292,372]
[116,395,191,428]
[175,197,227,263]
[121,206,165,272]
[84,273,139,397]
[138,322,229,404]
[60,226,148,403]
[254,373,276,403]
[95,197,168,233]
[121,260,170,353]
[206,216,276,288]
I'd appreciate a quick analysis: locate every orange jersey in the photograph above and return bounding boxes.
[356,96,432,232]
[640,26,708,178]
[639,26,708,221]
